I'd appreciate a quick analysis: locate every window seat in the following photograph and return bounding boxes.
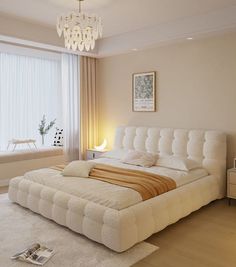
[0,147,65,186]
[0,147,63,164]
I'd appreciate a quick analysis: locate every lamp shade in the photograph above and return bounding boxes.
[94,139,107,151]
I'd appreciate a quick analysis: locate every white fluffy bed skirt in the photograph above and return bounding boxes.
[8,174,221,252]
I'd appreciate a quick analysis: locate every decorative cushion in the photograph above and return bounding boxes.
[122,150,157,167]
[156,156,201,171]
[53,128,64,147]
[62,160,96,178]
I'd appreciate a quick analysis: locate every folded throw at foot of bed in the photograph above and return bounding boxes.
[89,164,176,200]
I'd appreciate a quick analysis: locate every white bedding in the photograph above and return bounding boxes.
[24,158,208,210]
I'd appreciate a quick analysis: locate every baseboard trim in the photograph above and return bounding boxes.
[0,178,11,187]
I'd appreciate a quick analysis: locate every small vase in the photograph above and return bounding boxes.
[41,135,45,146]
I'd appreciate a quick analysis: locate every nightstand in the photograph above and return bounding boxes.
[227,168,236,205]
[86,149,108,160]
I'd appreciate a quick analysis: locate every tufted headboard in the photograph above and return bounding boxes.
[113,126,227,181]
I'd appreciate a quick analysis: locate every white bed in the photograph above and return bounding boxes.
[8,127,227,252]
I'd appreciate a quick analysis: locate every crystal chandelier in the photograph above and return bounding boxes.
[56,0,102,52]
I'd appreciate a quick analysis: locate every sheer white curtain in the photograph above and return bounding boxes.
[0,52,62,150]
[61,54,80,161]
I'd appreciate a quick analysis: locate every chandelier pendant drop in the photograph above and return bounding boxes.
[56,0,102,52]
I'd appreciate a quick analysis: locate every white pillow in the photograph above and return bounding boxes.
[62,160,96,178]
[101,149,127,160]
[122,150,157,168]
[156,156,201,171]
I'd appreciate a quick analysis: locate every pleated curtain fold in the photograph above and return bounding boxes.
[62,54,98,161]
[80,56,98,159]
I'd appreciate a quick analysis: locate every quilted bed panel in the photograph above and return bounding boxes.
[9,174,220,252]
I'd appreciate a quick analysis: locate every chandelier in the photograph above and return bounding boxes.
[56,0,102,52]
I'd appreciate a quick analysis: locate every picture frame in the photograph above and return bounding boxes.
[132,71,156,112]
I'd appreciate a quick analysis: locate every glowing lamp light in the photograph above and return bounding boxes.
[94,139,107,151]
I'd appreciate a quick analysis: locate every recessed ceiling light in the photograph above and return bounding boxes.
[187,37,193,40]
[132,48,138,51]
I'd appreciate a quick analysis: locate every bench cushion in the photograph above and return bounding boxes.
[0,147,63,164]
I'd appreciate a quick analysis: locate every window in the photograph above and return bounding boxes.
[0,45,62,150]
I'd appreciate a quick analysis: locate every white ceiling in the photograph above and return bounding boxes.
[0,0,236,37]
[1,0,236,56]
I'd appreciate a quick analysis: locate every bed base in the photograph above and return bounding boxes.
[9,174,221,252]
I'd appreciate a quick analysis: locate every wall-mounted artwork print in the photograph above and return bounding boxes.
[132,71,156,112]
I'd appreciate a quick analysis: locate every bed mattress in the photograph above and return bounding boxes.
[23,158,208,210]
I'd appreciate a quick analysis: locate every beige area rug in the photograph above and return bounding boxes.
[0,194,158,267]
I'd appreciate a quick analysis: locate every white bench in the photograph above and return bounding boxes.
[7,139,37,151]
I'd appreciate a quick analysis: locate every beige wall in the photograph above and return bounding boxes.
[0,13,64,47]
[97,32,236,167]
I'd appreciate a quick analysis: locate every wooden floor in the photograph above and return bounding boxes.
[0,186,8,194]
[1,187,236,267]
[133,199,236,267]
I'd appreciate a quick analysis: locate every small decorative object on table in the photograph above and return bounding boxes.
[227,168,236,205]
[38,115,56,146]
[53,128,64,147]
[94,139,107,151]
[87,139,108,160]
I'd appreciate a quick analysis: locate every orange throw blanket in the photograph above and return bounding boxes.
[90,164,176,201]
[51,163,176,201]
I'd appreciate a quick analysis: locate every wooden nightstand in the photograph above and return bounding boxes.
[227,168,236,205]
[86,149,108,160]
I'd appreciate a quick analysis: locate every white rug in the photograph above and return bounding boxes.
[0,194,158,267]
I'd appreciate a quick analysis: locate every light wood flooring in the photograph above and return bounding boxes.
[0,186,8,194]
[133,199,236,267]
[1,187,236,267]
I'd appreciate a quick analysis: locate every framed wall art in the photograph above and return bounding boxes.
[132,71,156,112]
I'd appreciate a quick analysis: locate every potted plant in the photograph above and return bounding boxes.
[38,115,56,146]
